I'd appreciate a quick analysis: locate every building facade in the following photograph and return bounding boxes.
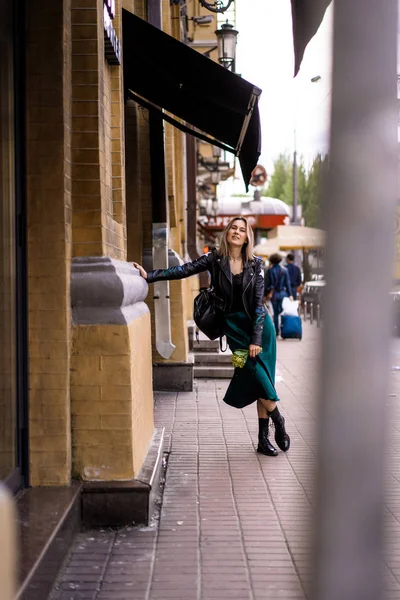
[0,0,201,494]
[1,0,262,594]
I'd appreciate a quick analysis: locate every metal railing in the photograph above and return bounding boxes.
[301,301,322,327]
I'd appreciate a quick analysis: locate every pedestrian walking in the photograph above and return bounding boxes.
[133,217,290,456]
[265,253,293,336]
[285,253,302,300]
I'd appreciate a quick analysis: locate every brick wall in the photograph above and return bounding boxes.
[138,107,153,250]
[122,1,134,12]
[162,0,172,35]
[125,101,143,263]
[131,0,192,364]
[166,123,177,229]
[124,0,192,364]
[26,0,73,485]
[71,314,154,480]
[71,0,126,260]
[0,1,17,478]
[124,0,152,254]
[25,0,161,486]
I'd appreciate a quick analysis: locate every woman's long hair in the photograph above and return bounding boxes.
[218,216,255,263]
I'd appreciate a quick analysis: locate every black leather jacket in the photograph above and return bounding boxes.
[147,250,266,346]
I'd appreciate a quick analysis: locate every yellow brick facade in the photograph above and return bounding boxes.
[154,3,193,366]
[26,0,73,486]
[23,0,199,486]
[71,314,153,480]
[71,0,126,260]
[25,0,157,486]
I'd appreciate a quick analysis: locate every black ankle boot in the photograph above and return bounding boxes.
[268,407,290,452]
[257,418,278,456]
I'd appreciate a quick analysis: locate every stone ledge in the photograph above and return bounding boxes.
[17,482,81,600]
[71,256,149,326]
[153,354,194,392]
[81,427,165,527]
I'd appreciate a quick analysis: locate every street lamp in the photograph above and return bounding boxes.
[197,152,229,184]
[212,145,222,159]
[292,128,298,225]
[215,21,238,70]
[292,74,322,225]
[199,198,208,216]
[198,0,234,13]
[210,170,221,184]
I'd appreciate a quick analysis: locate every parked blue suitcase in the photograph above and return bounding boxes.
[280,314,302,340]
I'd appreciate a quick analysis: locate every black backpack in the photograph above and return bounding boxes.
[193,288,225,341]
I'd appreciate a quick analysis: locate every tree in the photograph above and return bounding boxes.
[262,152,328,227]
[262,153,292,202]
[302,154,329,228]
[282,161,307,207]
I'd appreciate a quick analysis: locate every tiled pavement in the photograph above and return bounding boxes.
[52,323,400,600]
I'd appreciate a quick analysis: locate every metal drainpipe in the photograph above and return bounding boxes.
[147,0,175,359]
[186,133,209,289]
[312,1,398,599]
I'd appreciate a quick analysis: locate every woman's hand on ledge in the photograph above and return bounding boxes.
[132,262,148,279]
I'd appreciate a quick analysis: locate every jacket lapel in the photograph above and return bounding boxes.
[242,261,254,294]
[220,256,232,284]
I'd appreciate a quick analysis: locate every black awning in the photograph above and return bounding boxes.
[122,9,261,190]
[291,0,332,76]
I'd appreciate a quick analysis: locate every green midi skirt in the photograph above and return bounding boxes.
[223,311,280,409]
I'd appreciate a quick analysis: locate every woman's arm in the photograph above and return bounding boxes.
[134,253,212,283]
[250,259,267,347]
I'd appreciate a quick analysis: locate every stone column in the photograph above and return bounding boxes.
[26,0,72,486]
[71,258,154,480]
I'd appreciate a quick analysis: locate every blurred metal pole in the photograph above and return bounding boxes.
[310,302,314,324]
[292,129,298,224]
[316,304,321,327]
[312,1,398,600]
[0,485,16,600]
[303,301,308,321]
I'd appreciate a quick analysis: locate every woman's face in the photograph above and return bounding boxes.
[227,219,247,249]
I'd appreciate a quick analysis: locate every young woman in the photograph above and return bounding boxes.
[133,217,290,456]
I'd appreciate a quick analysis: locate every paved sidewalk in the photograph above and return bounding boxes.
[52,323,400,600]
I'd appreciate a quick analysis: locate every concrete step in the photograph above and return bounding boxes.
[188,320,224,353]
[190,338,220,352]
[194,365,234,378]
[194,352,232,366]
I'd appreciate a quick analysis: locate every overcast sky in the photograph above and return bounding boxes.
[228,0,334,190]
